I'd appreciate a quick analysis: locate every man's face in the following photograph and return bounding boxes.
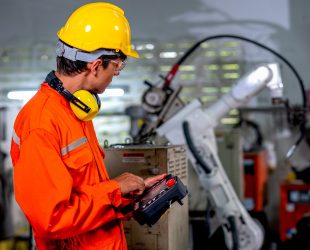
[89,58,125,94]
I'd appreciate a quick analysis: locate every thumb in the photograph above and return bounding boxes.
[144,173,167,188]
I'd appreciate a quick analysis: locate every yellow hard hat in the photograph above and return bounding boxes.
[70,90,101,121]
[57,2,139,59]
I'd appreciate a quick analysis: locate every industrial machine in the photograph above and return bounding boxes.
[133,35,307,250]
[104,145,189,250]
[243,151,268,212]
[279,182,310,241]
[152,65,276,250]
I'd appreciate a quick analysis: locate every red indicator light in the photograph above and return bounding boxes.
[166,178,176,188]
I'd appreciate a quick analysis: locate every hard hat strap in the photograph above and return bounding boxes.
[56,41,119,62]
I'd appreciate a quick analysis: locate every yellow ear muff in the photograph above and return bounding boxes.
[70,90,101,121]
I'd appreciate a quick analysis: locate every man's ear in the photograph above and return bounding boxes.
[88,59,103,75]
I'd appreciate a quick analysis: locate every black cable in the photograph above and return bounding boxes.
[227,215,239,250]
[182,121,212,174]
[164,35,306,106]
[163,34,307,159]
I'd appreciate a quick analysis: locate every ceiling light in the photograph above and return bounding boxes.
[7,90,36,104]
[99,88,125,97]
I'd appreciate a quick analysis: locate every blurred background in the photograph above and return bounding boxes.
[0,0,310,249]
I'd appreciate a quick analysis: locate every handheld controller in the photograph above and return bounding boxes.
[133,174,188,226]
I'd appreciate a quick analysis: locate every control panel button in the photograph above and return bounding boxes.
[166,178,176,188]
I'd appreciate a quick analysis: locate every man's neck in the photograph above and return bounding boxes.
[54,71,85,94]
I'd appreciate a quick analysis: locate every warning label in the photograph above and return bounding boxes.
[122,152,146,163]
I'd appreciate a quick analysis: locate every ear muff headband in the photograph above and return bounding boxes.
[45,71,101,121]
[93,91,101,110]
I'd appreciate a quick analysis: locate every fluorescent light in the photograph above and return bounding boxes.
[135,43,155,51]
[7,90,36,103]
[7,88,125,104]
[145,44,155,50]
[99,88,125,97]
[159,51,178,58]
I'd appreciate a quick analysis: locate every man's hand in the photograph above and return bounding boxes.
[113,172,167,196]
[144,173,167,189]
[113,172,145,196]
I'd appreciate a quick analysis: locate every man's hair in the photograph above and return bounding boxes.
[56,45,127,76]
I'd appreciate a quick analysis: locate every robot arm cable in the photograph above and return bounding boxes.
[228,215,239,250]
[163,34,307,160]
[183,120,240,250]
[182,121,212,174]
[163,35,306,108]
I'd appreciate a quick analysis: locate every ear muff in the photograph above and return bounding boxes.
[45,71,101,121]
[70,90,101,121]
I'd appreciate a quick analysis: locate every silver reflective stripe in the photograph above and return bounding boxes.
[61,137,88,156]
[12,129,20,147]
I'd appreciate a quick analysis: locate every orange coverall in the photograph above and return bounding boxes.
[11,83,130,250]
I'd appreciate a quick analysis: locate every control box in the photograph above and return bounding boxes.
[104,144,188,250]
[133,174,188,226]
[279,182,310,241]
[243,151,268,212]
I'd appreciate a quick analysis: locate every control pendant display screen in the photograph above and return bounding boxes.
[133,174,188,226]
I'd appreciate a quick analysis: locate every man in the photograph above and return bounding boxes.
[10,2,166,249]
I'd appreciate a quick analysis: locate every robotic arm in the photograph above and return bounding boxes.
[139,64,283,250]
[134,35,307,250]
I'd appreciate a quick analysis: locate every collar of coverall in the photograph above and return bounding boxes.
[56,40,120,62]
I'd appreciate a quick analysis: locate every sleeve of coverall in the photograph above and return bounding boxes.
[13,128,126,239]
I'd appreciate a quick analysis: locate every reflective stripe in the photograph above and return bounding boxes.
[12,129,20,147]
[61,137,88,156]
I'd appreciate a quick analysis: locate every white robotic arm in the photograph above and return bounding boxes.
[205,63,284,124]
[155,64,282,250]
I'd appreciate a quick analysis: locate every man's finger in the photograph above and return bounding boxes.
[144,173,167,188]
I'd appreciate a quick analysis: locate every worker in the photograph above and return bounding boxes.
[10,2,166,249]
